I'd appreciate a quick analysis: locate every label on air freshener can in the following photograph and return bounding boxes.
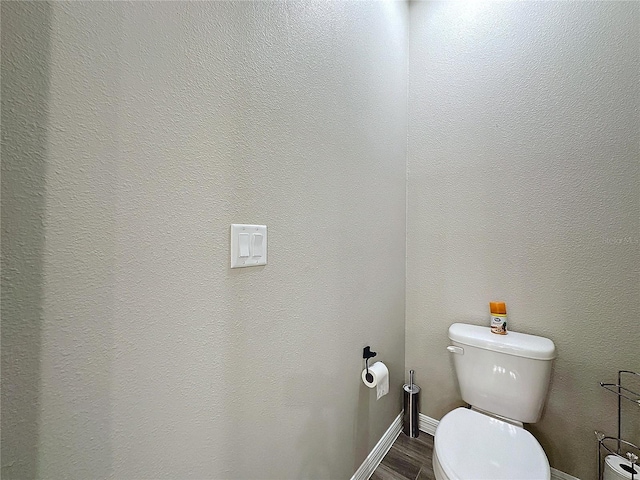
[491,315,507,335]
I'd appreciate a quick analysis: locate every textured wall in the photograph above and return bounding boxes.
[407,2,639,479]
[5,2,638,479]
[1,2,408,478]
[1,3,51,479]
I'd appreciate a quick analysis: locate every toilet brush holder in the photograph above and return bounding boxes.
[403,370,420,438]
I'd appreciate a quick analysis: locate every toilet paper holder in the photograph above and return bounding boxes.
[596,370,640,480]
[363,346,377,383]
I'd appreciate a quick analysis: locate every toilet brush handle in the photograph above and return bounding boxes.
[409,370,414,389]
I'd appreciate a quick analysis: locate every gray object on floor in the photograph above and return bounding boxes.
[402,370,420,438]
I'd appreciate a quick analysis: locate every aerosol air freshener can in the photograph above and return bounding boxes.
[490,301,507,335]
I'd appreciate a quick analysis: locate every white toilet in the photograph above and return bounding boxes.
[433,323,556,480]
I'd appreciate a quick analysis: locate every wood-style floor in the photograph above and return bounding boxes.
[371,432,436,480]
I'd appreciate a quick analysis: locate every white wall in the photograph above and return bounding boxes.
[407,2,639,479]
[4,2,639,479]
[1,2,408,478]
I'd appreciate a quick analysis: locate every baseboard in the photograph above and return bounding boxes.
[418,412,438,436]
[417,413,580,480]
[350,412,402,480]
[549,468,581,480]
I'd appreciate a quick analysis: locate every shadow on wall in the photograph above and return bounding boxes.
[354,378,371,472]
[287,373,339,479]
[1,2,50,478]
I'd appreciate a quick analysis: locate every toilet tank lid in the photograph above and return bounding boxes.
[448,323,556,360]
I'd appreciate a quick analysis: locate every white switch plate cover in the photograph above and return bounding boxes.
[230,224,267,268]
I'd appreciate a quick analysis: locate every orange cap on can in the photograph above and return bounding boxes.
[489,301,507,315]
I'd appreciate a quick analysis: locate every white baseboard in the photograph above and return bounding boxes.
[350,412,402,480]
[418,412,438,436]
[549,468,581,480]
[417,413,580,480]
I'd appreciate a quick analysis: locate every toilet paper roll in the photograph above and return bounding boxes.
[604,454,639,480]
[362,361,389,400]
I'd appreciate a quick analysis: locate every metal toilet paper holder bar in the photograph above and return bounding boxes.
[596,370,640,480]
[363,346,377,383]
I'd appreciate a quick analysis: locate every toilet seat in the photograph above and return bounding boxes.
[434,408,550,480]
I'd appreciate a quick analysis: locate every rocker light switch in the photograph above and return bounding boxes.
[230,224,267,268]
[252,233,263,257]
[239,233,250,257]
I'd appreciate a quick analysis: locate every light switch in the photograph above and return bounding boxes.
[252,233,263,257]
[230,224,267,268]
[239,233,250,257]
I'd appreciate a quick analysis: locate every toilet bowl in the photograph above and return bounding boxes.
[434,323,556,480]
[432,408,550,480]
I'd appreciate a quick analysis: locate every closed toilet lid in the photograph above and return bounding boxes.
[435,408,550,480]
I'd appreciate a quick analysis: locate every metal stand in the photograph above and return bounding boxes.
[403,370,420,438]
[596,370,640,480]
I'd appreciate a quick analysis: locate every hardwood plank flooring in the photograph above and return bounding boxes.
[370,432,435,480]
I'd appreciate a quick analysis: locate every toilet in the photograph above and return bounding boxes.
[433,323,556,480]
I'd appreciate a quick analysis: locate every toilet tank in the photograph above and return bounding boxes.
[448,323,556,424]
